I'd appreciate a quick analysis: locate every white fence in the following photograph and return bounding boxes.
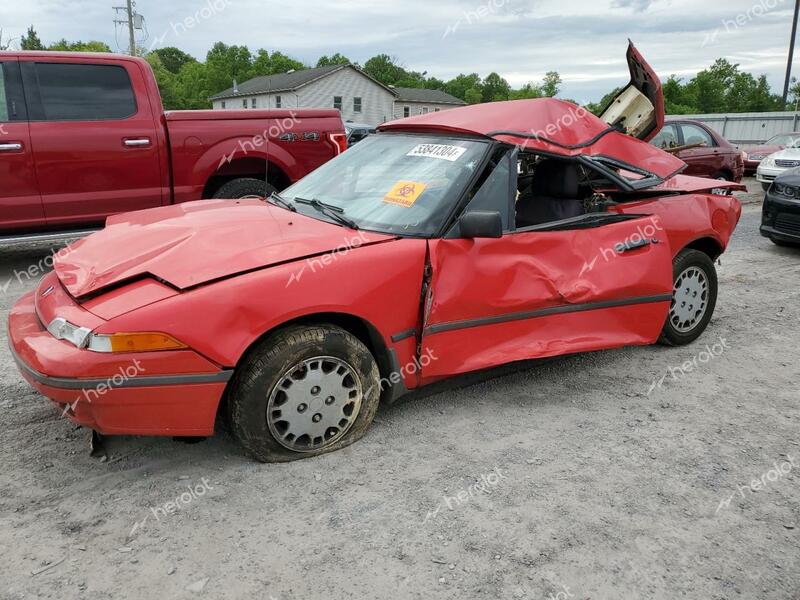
[669,111,800,148]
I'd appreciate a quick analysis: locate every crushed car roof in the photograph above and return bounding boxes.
[379,98,686,183]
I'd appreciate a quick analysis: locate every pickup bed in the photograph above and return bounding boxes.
[0,51,346,237]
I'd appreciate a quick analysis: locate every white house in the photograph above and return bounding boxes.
[210,64,466,127]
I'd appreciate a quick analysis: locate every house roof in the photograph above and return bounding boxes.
[392,87,466,105]
[209,65,466,105]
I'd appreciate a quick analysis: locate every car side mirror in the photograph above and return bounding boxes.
[459,211,503,239]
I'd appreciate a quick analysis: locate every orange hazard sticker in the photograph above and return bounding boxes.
[383,181,427,208]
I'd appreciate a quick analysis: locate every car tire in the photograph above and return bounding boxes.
[761,183,771,192]
[658,249,718,347]
[212,177,276,199]
[227,325,381,463]
[712,171,731,181]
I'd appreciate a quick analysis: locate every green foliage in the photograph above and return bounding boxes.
[47,39,112,52]
[20,26,45,51]
[151,47,195,75]
[316,53,353,67]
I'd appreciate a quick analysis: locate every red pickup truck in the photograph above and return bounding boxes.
[0,51,346,238]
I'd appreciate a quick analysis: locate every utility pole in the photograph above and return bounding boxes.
[113,0,138,56]
[783,0,800,109]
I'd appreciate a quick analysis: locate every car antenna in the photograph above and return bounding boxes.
[265,74,271,199]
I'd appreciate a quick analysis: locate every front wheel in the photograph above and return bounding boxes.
[658,249,718,346]
[212,177,276,200]
[227,325,381,462]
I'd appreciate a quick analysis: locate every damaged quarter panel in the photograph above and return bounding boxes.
[419,215,674,381]
[94,237,428,388]
[610,193,742,257]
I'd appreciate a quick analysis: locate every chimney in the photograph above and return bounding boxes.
[233,78,238,94]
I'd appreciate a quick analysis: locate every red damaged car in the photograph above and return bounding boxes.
[9,43,742,462]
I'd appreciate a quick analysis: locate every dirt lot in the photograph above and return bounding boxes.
[0,179,798,600]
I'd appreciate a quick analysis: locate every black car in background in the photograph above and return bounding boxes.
[761,167,800,247]
[345,123,376,146]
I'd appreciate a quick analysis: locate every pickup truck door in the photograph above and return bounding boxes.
[20,57,165,227]
[0,59,45,232]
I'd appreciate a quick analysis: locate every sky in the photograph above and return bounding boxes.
[0,0,797,103]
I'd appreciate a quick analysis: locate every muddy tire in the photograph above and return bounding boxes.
[212,178,276,199]
[658,249,718,347]
[227,325,381,463]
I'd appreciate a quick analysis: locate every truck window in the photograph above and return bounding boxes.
[33,63,137,121]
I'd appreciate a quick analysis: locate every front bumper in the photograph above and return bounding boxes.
[760,190,800,242]
[9,289,232,436]
[757,165,786,184]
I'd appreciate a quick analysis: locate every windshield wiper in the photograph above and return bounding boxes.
[295,197,359,229]
[267,191,296,212]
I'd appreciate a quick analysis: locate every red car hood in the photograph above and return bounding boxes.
[55,200,393,299]
[745,144,782,156]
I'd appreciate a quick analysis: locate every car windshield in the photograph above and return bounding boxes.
[768,134,800,147]
[281,133,489,236]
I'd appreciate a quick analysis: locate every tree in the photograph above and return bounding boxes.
[316,53,352,67]
[151,47,196,75]
[482,72,511,102]
[251,50,305,77]
[145,53,182,109]
[177,61,213,109]
[541,71,562,97]
[47,39,112,52]
[444,73,483,102]
[205,42,254,94]
[20,26,44,50]
[363,54,406,86]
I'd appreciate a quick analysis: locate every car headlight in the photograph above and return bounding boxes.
[750,154,767,161]
[762,157,777,168]
[47,317,187,353]
[774,183,800,200]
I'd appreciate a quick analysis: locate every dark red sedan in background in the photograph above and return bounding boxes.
[650,119,744,182]
[743,132,800,174]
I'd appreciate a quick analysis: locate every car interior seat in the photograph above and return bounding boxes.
[515,160,585,228]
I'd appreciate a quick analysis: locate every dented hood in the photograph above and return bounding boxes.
[55,200,392,299]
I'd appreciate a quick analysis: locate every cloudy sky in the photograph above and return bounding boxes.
[1,0,797,103]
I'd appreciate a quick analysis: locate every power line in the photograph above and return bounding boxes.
[112,0,143,56]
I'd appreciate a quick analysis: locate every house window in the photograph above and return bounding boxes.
[434,108,441,112]
[242,99,248,108]
[353,97,362,112]
[275,95,282,108]
[403,106,410,118]
[422,107,429,114]
[251,98,256,108]
[221,101,226,109]
[333,96,342,110]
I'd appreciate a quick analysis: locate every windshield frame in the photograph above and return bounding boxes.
[281,131,496,239]
[768,133,800,147]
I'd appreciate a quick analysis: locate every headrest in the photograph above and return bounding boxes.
[531,160,579,199]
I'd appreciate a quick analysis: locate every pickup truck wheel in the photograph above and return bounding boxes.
[658,249,718,346]
[227,325,381,463]
[212,178,276,200]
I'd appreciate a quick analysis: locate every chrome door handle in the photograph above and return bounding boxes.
[0,142,23,152]
[615,238,652,254]
[124,138,151,147]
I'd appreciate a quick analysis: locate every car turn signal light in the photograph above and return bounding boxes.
[88,332,188,353]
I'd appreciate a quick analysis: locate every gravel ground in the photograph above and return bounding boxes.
[0,179,798,600]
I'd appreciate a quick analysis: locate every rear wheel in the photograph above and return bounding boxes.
[227,325,381,462]
[212,177,276,200]
[658,249,718,346]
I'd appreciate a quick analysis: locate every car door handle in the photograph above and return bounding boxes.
[123,138,152,148]
[615,238,652,253]
[0,142,23,152]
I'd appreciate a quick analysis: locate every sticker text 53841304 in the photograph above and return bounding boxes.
[407,144,467,162]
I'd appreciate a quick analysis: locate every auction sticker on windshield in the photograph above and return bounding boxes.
[407,144,467,162]
[384,181,427,208]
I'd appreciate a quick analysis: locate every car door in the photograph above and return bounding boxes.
[21,57,164,227]
[0,59,45,232]
[418,151,674,382]
[675,123,724,178]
